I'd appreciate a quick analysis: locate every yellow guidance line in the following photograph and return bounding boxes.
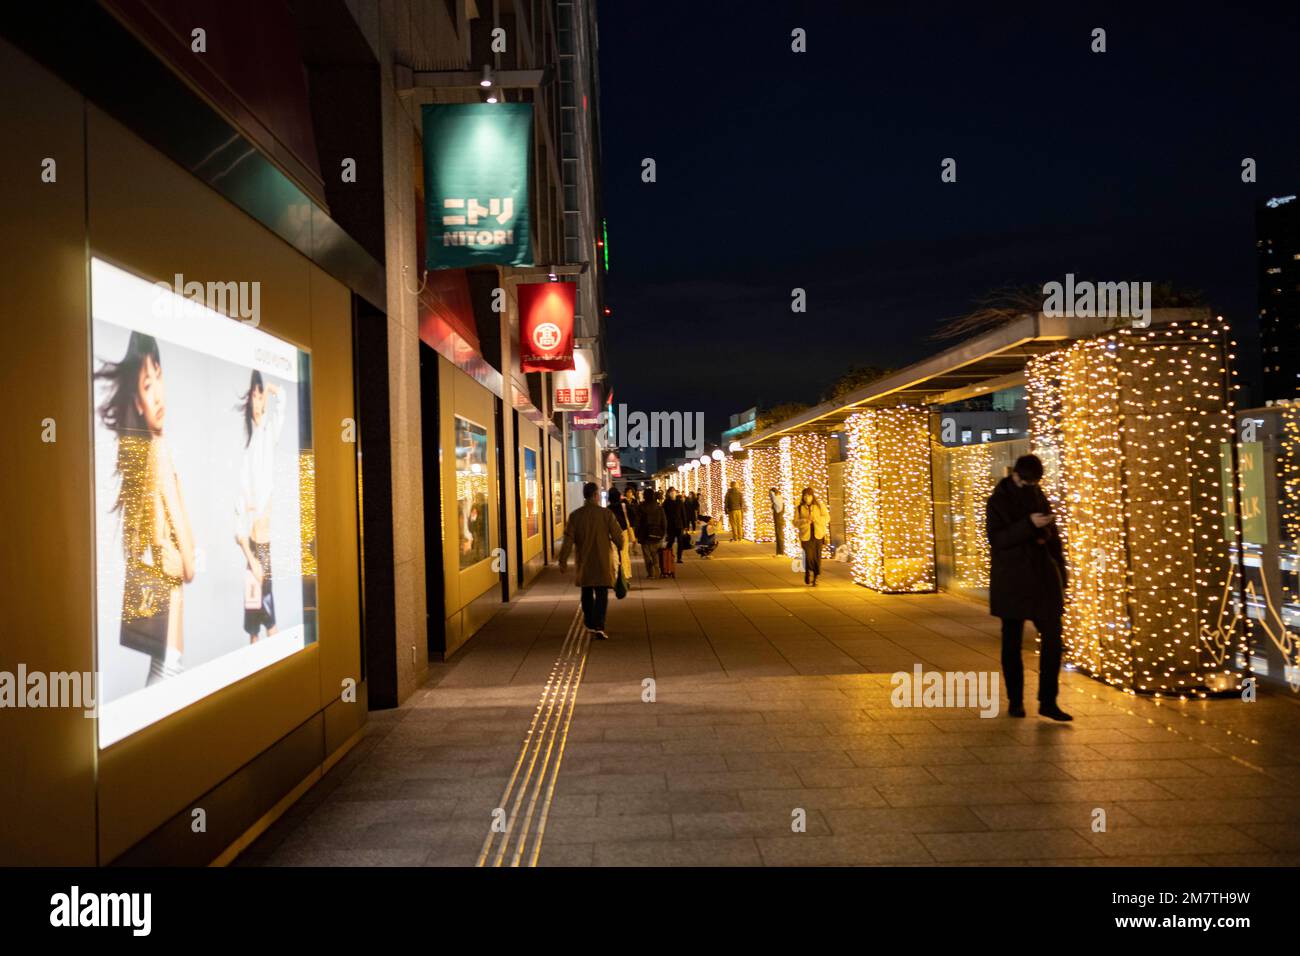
[478,608,590,868]
[489,638,585,867]
[524,647,588,867]
[510,632,589,866]
[475,608,583,867]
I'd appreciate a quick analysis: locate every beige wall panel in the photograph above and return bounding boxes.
[309,266,362,711]
[98,649,321,860]
[0,38,97,866]
[439,358,462,617]
[85,110,360,861]
[441,355,499,620]
[86,108,313,352]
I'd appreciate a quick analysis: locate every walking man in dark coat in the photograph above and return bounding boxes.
[559,482,624,639]
[663,487,688,563]
[985,454,1072,721]
[636,489,667,578]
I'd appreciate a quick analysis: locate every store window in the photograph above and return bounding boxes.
[553,459,564,523]
[524,447,539,537]
[455,416,490,568]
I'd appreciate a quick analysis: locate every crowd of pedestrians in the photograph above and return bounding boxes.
[557,483,739,638]
[562,454,1075,721]
[559,478,846,637]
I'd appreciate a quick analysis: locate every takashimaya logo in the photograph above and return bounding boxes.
[152,273,261,327]
[532,321,562,351]
[1042,273,1151,328]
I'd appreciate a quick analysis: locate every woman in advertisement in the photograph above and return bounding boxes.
[96,332,197,685]
[235,371,284,643]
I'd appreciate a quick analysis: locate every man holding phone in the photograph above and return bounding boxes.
[986,454,1072,721]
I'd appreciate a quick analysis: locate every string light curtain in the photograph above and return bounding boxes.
[779,433,830,559]
[709,457,724,522]
[946,442,994,589]
[1026,320,1244,697]
[844,407,936,592]
[746,446,781,542]
[1280,404,1300,545]
[724,453,748,538]
[1245,404,1300,684]
[720,455,735,527]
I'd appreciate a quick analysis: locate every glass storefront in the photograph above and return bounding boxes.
[524,446,539,538]
[454,416,491,569]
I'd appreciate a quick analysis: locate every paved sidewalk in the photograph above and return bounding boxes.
[239,538,1300,867]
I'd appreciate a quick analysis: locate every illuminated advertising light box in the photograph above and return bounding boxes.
[89,258,317,748]
[518,280,575,372]
[554,346,593,411]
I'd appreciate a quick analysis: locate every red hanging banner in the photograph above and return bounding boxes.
[519,281,576,372]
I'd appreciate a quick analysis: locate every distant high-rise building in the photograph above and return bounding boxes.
[722,406,757,447]
[624,446,652,473]
[1259,194,1300,403]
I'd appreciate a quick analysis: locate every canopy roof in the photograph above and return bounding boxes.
[744,309,1209,447]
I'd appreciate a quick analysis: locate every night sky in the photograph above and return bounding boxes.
[596,1,1300,466]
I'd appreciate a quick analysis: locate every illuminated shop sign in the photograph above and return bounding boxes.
[519,281,575,372]
[422,103,534,268]
[554,346,593,411]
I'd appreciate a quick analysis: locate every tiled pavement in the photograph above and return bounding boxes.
[239,539,1300,867]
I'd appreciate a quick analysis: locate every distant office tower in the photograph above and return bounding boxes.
[1259,194,1300,403]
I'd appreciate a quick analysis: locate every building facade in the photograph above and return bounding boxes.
[0,0,607,867]
[1259,194,1300,404]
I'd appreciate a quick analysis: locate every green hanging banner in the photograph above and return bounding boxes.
[421,103,533,269]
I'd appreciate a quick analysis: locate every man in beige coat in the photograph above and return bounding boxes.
[559,482,625,639]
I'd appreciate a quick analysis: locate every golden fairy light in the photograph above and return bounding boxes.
[1243,401,1300,684]
[1025,318,1243,696]
[946,441,994,589]
[745,446,781,542]
[1280,404,1300,544]
[709,457,724,520]
[844,407,935,592]
[779,433,830,559]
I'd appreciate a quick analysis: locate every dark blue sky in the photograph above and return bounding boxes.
[597,1,1300,462]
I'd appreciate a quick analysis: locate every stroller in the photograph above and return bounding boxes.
[695,515,718,558]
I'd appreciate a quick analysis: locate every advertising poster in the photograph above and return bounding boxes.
[455,416,491,567]
[524,447,539,537]
[89,258,317,747]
